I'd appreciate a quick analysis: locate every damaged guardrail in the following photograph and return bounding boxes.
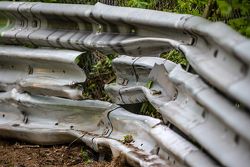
[0,1,250,167]
[0,45,86,99]
[106,55,250,167]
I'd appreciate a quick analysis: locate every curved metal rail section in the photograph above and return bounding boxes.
[106,56,250,167]
[0,2,249,167]
[0,45,86,99]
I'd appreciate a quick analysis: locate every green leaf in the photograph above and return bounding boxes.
[245,26,250,37]
[145,80,153,89]
[216,0,232,16]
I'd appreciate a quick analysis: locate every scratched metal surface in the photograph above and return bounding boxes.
[0,45,87,99]
[0,1,249,167]
[0,2,249,108]
[106,55,250,167]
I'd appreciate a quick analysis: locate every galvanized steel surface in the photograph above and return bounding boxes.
[0,1,250,167]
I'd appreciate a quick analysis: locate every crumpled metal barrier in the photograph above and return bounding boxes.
[0,2,249,108]
[0,44,217,167]
[0,88,217,167]
[0,45,86,99]
[106,55,250,167]
[0,1,250,167]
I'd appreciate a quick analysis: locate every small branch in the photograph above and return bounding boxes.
[203,0,215,18]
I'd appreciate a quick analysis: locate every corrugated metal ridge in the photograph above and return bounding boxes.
[0,2,249,108]
[0,2,249,167]
[106,55,250,167]
[0,89,217,167]
[0,45,86,99]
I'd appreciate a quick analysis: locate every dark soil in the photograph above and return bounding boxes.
[0,138,127,167]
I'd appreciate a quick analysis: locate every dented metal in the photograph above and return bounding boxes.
[0,1,250,167]
[106,55,250,167]
[0,89,217,167]
[0,45,86,99]
[0,2,249,107]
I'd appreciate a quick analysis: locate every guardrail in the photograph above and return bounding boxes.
[0,2,249,167]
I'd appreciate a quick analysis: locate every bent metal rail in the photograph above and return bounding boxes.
[0,2,249,167]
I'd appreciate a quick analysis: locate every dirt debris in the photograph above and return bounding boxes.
[0,138,129,167]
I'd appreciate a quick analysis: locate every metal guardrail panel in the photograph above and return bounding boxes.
[0,88,218,167]
[0,2,249,108]
[0,45,86,99]
[0,2,250,167]
[106,55,250,167]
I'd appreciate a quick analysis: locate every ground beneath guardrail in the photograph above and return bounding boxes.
[0,138,128,167]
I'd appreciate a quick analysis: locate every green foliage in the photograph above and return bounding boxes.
[80,147,92,164]
[126,0,149,8]
[216,0,250,16]
[139,102,162,119]
[170,0,207,15]
[90,55,113,76]
[214,0,250,37]
[228,18,250,37]
[82,51,116,101]
[139,80,163,119]
[216,0,232,15]
[122,134,134,144]
[0,15,7,28]
[161,50,188,68]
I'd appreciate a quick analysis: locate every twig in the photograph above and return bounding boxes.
[14,145,40,149]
